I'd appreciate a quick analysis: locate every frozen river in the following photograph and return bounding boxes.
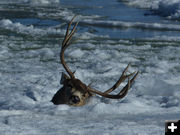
[0,0,180,135]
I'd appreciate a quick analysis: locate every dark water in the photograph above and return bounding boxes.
[1,0,180,39]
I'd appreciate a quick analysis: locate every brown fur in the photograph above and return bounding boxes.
[51,73,92,106]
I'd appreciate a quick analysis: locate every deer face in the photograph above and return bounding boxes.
[51,73,92,106]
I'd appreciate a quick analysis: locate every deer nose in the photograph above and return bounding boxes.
[70,95,80,104]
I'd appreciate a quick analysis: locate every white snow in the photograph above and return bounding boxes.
[1,33,180,134]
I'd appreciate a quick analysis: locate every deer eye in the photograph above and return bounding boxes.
[70,95,80,104]
[67,84,73,89]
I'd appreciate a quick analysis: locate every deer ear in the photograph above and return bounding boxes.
[60,72,70,84]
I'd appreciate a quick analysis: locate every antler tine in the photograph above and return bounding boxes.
[87,87,124,99]
[104,63,134,94]
[63,22,79,48]
[117,71,139,97]
[62,15,77,47]
[87,69,139,99]
[60,16,78,79]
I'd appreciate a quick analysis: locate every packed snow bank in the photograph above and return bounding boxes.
[126,0,180,19]
[157,0,180,18]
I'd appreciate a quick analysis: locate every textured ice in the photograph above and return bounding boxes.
[0,19,65,36]
[1,34,180,134]
[82,18,180,31]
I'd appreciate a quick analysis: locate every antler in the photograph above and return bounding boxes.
[60,16,79,79]
[60,16,139,100]
[87,64,139,99]
[88,64,139,99]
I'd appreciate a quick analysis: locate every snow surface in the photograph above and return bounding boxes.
[0,0,180,135]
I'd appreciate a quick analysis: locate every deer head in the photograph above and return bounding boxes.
[51,16,139,107]
[52,72,93,106]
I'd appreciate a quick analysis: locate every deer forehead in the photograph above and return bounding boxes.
[68,79,87,90]
[72,90,83,97]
